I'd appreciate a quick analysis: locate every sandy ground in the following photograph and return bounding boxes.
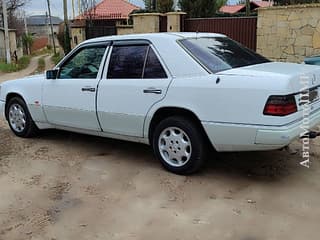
[0,59,320,240]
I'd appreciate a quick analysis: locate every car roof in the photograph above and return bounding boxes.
[77,32,227,78]
[82,32,227,45]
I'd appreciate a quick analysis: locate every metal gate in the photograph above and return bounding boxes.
[85,19,117,39]
[159,15,167,32]
[184,17,257,50]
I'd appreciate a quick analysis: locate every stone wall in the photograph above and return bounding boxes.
[131,13,161,33]
[166,12,185,32]
[70,27,86,49]
[117,25,134,35]
[117,12,186,35]
[0,29,17,60]
[257,4,320,63]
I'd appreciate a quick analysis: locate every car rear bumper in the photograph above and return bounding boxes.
[202,109,320,152]
[0,100,5,119]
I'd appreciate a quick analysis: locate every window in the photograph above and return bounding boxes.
[143,48,167,79]
[108,45,148,79]
[58,45,107,79]
[107,45,167,79]
[180,37,270,73]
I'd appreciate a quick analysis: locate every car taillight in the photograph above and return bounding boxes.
[263,95,297,116]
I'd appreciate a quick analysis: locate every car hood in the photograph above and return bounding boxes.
[0,74,44,86]
[219,62,320,78]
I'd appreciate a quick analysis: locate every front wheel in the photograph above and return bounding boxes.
[6,97,38,138]
[152,116,207,174]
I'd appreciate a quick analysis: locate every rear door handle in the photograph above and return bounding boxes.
[143,88,162,94]
[81,87,96,92]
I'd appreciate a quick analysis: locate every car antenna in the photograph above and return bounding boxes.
[196,22,200,39]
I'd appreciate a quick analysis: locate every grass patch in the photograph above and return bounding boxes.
[51,53,63,65]
[37,57,46,73]
[0,55,31,73]
[32,48,53,56]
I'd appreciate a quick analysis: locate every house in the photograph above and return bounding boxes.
[219,1,273,14]
[70,0,140,48]
[26,15,63,52]
[0,28,17,61]
[27,15,63,37]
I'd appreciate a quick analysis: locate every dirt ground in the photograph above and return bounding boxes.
[1,59,320,240]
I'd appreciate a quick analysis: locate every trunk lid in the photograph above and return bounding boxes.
[220,62,320,116]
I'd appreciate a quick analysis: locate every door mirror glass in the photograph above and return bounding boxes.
[46,69,59,79]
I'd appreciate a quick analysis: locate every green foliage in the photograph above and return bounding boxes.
[22,33,34,54]
[214,12,257,17]
[57,23,71,55]
[216,0,228,9]
[37,57,45,73]
[157,0,174,13]
[274,0,320,5]
[0,55,31,73]
[179,0,219,18]
[144,0,156,11]
[51,53,63,65]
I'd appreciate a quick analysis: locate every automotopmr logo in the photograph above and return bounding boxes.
[299,75,313,168]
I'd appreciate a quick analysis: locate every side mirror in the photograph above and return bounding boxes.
[46,69,59,79]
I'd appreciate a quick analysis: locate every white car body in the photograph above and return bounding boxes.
[1,32,320,153]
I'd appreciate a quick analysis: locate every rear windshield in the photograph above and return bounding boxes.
[179,37,270,73]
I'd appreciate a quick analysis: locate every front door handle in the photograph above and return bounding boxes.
[81,87,96,92]
[143,88,162,94]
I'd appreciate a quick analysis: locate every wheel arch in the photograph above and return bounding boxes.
[147,106,216,151]
[5,92,26,119]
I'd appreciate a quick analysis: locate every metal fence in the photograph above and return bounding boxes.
[85,19,117,39]
[183,17,257,50]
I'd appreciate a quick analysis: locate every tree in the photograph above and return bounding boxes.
[216,0,227,9]
[144,0,157,11]
[22,32,33,54]
[179,0,218,18]
[0,0,28,37]
[157,0,174,13]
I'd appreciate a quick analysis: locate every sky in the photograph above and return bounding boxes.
[24,0,145,19]
[24,0,238,19]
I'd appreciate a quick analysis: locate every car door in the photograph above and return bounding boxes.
[97,41,172,137]
[43,43,109,131]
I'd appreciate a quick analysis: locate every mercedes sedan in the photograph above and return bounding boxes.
[1,33,320,174]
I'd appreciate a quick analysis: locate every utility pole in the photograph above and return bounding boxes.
[46,0,57,54]
[78,0,81,16]
[63,0,71,53]
[24,12,28,35]
[72,0,75,19]
[23,11,30,55]
[2,0,11,64]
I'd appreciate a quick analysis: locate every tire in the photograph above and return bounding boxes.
[6,97,39,138]
[152,116,207,174]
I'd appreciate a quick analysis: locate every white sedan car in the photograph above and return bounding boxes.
[1,33,320,174]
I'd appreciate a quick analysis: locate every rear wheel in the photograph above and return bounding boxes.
[152,116,206,174]
[6,97,38,138]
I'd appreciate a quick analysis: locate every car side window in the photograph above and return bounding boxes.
[107,45,148,79]
[58,46,107,79]
[143,48,167,79]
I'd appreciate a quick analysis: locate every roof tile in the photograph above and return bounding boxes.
[78,0,140,20]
